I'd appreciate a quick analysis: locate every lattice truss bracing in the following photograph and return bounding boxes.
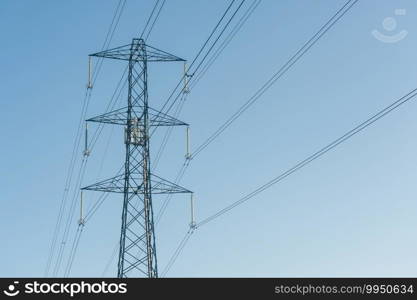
[82,39,191,278]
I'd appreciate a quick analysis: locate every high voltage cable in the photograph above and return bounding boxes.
[155,0,355,226]
[152,0,241,124]
[197,87,417,227]
[161,229,194,277]
[164,87,417,275]
[64,225,84,277]
[58,54,127,276]
[140,0,161,39]
[153,0,261,224]
[46,0,127,277]
[44,89,90,277]
[189,0,262,90]
[160,0,360,275]
[102,242,119,277]
[150,1,248,224]
[144,0,167,42]
[155,161,189,225]
[158,0,247,120]
[152,94,187,172]
[88,66,128,151]
[191,0,359,159]
[91,0,127,85]
[152,0,260,171]
[53,158,88,276]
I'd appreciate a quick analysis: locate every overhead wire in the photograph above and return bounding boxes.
[102,242,120,277]
[63,224,84,277]
[152,0,261,173]
[160,229,194,277]
[52,157,88,276]
[191,0,359,159]
[189,0,262,90]
[139,0,161,39]
[44,89,90,276]
[197,87,417,227]
[144,0,167,41]
[91,0,127,85]
[156,0,247,121]
[151,0,241,126]
[47,0,127,277]
[160,0,361,275]
[154,0,357,226]
[163,87,417,275]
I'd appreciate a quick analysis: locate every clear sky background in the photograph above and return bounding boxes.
[1,0,417,277]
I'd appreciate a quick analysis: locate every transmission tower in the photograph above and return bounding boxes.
[82,38,192,278]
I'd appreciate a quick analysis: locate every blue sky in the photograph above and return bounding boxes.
[1,0,417,277]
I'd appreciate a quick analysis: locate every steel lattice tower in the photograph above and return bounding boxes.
[82,38,191,278]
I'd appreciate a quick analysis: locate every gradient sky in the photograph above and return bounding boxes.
[1,0,417,277]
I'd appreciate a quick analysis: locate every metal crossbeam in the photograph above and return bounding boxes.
[86,106,188,127]
[82,172,192,194]
[90,39,185,62]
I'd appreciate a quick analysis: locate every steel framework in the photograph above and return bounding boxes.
[82,38,191,278]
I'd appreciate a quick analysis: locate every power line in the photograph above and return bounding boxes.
[190,0,262,90]
[191,0,359,159]
[88,66,128,151]
[63,224,84,277]
[161,229,194,277]
[44,90,90,277]
[153,0,241,122]
[102,242,119,277]
[152,0,261,176]
[52,0,127,273]
[155,161,189,225]
[52,158,88,276]
[157,3,360,274]
[162,87,417,275]
[45,0,127,277]
[149,2,251,220]
[152,94,187,172]
[154,0,356,226]
[91,0,127,85]
[159,0,247,119]
[144,0,167,41]
[197,87,417,227]
[139,0,161,39]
